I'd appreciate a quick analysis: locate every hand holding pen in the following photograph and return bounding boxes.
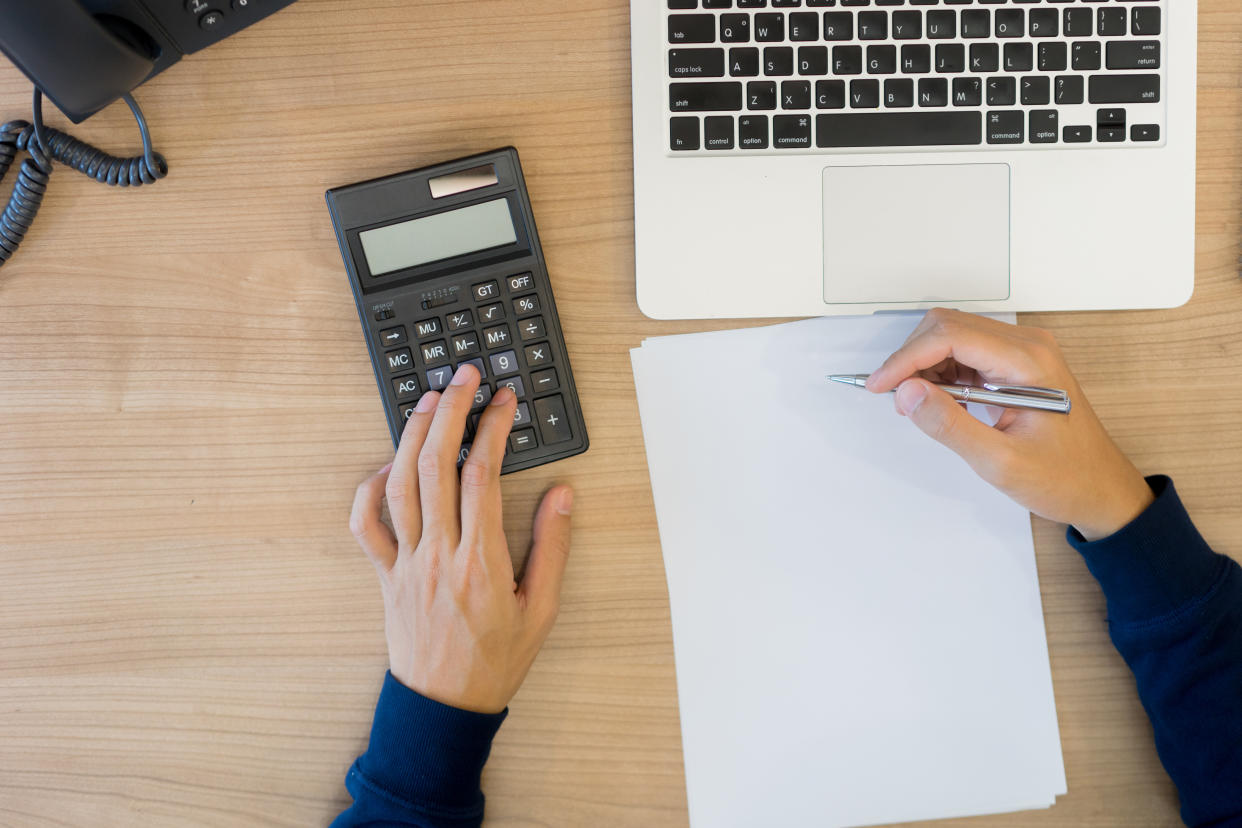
[853,309,1153,540]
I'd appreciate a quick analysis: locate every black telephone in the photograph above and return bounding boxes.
[0,0,296,266]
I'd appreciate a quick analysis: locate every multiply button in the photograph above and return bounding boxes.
[523,342,552,367]
[519,316,546,341]
[379,326,407,347]
[421,341,449,365]
[386,348,414,373]
[508,273,534,292]
[513,295,540,316]
[534,395,573,444]
[473,281,500,301]
[391,375,420,401]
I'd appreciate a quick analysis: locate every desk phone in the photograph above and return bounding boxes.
[326,148,588,473]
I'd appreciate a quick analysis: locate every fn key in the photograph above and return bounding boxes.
[534,395,573,445]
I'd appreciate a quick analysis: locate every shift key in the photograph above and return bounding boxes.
[1088,74,1160,104]
[534,395,574,445]
[669,82,744,112]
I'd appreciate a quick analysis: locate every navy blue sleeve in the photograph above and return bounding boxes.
[332,672,507,828]
[1068,476,1242,828]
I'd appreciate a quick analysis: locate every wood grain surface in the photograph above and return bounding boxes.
[1,2,1239,826]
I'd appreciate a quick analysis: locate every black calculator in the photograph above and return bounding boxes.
[326,148,588,473]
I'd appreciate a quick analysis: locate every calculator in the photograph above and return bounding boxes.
[326,148,589,473]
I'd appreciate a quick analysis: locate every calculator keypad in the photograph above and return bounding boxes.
[373,268,583,470]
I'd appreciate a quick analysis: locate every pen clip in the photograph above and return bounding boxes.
[981,383,1069,401]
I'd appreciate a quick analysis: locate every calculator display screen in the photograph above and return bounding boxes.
[358,198,518,277]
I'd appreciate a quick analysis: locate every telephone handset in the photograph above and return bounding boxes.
[0,0,296,267]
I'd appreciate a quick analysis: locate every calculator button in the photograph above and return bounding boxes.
[472,383,493,410]
[459,357,487,380]
[507,273,535,293]
[523,342,552,367]
[414,318,441,339]
[386,348,414,373]
[509,429,538,452]
[473,281,501,301]
[379,326,407,347]
[531,368,559,393]
[457,444,472,465]
[452,333,481,358]
[534,395,573,445]
[484,325,512,349]
[446,310,473,331]
[392,374,421,401]
[489,350,520,376]
[478,303,505,323]
[399,401,419,421]
[513,295,540,316]
[427,364,454,391]
[513,402,532,427]
[421,340,450,366]
[497,376,526,399]
[518,316,546,341]
[467,413,480,440]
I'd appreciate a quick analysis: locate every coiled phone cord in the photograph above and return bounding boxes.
[0,88,167,267]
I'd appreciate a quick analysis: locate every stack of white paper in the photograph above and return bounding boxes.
[631,314,1066,828]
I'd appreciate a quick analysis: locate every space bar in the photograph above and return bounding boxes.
[816,112,982,149]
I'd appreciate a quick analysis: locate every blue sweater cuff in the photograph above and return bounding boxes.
[1067,476,1227,626]
[348,671,507,820]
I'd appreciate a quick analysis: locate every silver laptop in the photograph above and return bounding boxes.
[630,0,1196,319]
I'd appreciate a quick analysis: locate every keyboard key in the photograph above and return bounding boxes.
[986,110,1024,145]
[1030,110,1058,144]
[509,429,538,453]
[986,76,1016,107]
[798,45,828,75]
[1097,7,1126,37]
[1021,76,1050,106]
[1063,8,1092,39]
[670,82,744,112]
[513,294,540,315]
[832,45,862,75]
[951,77,981,107]
[748,80,778,109]
[669,14,716,43]
[670,48,726,78]
[918,78,948,108]
[489,349,520,376]
[850,79,879,109]
[1132,7,1161,37]
[1054,75,1084,105]
[886,78,915,108]
[995,9,1024,38]
[1064,125,1092,144]
[815,81,846,109]
[531,368,559,393]
[1106,41,1160,71]
[730,46,760,76]
[764,46,794,76]
[739,114,770,147]
[781,80,811,108]
[815,112,981,148]
[1089,74,1160,104]
[386,348,414,373]
[773,114,813,146]
[704,115,735,149]
[534,395,574,445]
[720,13,750,42]
[754,13,785,41]
[1131,124,1160,143]
[523,342,553,367]
[519,316,547,341]
[823,12,853,41]
[392,374,420,401]
[379,326,407,347]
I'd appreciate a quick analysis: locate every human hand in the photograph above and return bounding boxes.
[866,309,1153,541]
[349,363,574,714]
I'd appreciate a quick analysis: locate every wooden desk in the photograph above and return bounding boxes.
[0,2,1238,825]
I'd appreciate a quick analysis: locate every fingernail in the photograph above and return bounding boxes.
[556,487,574,516]
[415,392,439,412]
[450,364,476,386]
[864,374,878,391]
[895,380,928,416]
[490,386,514,406]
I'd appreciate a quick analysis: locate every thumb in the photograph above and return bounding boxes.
[518,485,574,624]
[895,379,1009,470]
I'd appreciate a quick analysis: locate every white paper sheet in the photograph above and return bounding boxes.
[631,314,1066,828]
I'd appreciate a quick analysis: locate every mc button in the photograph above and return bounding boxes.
[386,348,414,373]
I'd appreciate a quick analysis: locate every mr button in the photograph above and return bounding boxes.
[533,395,573,444]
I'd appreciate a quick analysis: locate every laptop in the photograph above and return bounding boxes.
[630,0,1196,320]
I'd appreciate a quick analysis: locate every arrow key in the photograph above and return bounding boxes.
[379,326,407,347]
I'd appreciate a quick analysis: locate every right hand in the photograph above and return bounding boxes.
[866,309,1153,541]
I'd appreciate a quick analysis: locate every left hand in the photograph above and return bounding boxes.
[349,364,574,714]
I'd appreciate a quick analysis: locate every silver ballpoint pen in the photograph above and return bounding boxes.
[827,374,1072,414]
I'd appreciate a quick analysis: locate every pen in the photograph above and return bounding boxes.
[827,374,1072,414]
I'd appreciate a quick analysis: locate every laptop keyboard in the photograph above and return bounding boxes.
[664,0,1166,154]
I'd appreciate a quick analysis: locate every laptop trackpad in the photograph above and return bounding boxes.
[822,164,1010,304]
